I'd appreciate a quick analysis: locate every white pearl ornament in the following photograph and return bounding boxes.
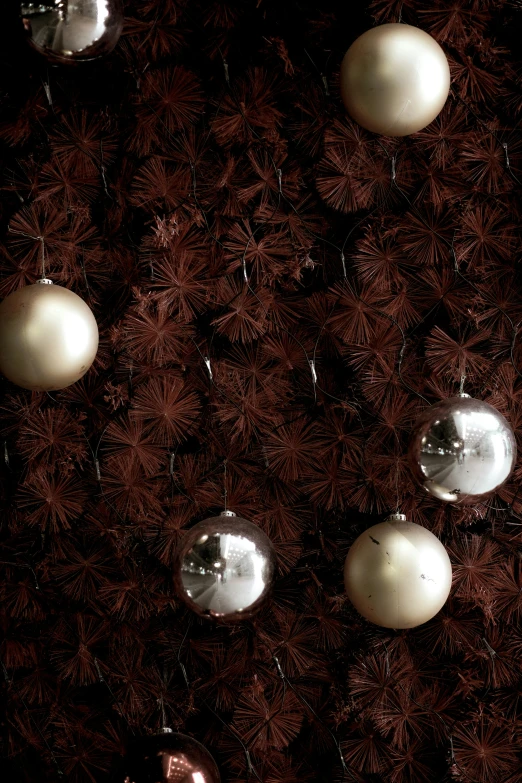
[0,279,99,391]
[340,23,450,137]
[344,513,452,629]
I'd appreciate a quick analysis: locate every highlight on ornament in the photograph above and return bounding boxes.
[0,279,99,392]
[344,513,452,629]
[21,0,124,63]
[409,394,516,505]
[174,510,276,621]
[340,23,450,136]
[122,729,220,783]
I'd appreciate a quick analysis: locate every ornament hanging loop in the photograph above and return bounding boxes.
[394,457,401,514]
[38,235,46,280]
[157,694,168,732]
[458,374,470,398]
[223,459,228,511]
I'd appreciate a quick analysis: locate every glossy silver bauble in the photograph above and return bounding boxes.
[409,395,516,504]
[174,511,276,621]
[21,0,124,63]
[121,730,220,783]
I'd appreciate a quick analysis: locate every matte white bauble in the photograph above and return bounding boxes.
[340,23,450,136]
[0,279,99,391]
[344,513,452,629]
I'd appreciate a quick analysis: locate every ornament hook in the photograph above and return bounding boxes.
[458,374,470,398]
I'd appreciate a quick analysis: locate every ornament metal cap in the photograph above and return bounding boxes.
[220,510,236,517]
[160,727,174,734]
[36,278,53,285]
[457,392,471,398]
[386,512,407,522]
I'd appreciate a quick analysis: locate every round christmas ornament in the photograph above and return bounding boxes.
[21,0,123,63]
[340,23,450,136]
[409,394,516,504]
[122,729,220,783]
[344,513,452,629]
[174,510,276,620]
[0,279,99,391]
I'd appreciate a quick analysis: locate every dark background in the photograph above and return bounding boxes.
[2,1,522,781]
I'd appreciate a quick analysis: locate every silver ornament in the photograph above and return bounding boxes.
[174,511,276,620]
[344,513,453,629]
[409,394,516,504]
[122,729,221,783]
[21,0,123,63]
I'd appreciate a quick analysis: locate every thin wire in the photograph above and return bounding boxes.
[140,56,344,410]
[394,454,401,514]
[386,161,522,384]
[187,160,320,401]
[0,552,135,743]
[134,49,401,440]
[272,654,357,783]
[93,657,133,731]
[223,460,228,512]
[2,659,64,778]
[39,236,46,279]
[452,91,522,188]
[208,69,426,420]
[382,629,522,783]
[154,605,265,782]
[303,49,330,97]
[381,642,466,783]
[227,86,430,406]
[9,229,47,280]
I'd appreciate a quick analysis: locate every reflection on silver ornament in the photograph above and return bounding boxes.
[409,394,516,505]
[344,513,452,629]
[340,23,450,136]
[0,279,99,391]
[174,511,276,620]
[122,729,220,783]
[21,0,124,63]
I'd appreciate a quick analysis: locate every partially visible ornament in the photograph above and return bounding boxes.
[21,0,124,63]
[0,279,99,391]
[344,513,452,629]
[340,23,450,136]
[174,511,276,620]
[409,394,516,505]
[122,729,220,783]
